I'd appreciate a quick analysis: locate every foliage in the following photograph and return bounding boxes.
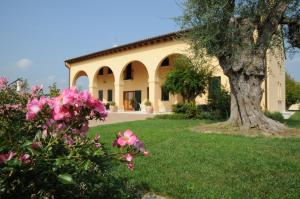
[90,119,300,199]
[177,0,299,130]
[264,111,284,122]
[286,72,300,108]
[0,77,148,198]
[110,101,116,106]
[163,55,212,102]
[144,100,151,106]
[207,86,231,119]
[48,82,60,97]
[153,113,187,120]
[171,86,230,120]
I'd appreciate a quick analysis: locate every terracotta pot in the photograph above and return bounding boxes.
[145,106,153,114]
[109,105,117,112]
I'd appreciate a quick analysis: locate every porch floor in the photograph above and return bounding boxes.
[89,111,155,127]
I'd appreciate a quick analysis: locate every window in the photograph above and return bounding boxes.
[98,90,103,101]
[124,63,133,80]
[161,87,169,101]
[108,89,113,101]
[98,68,104,75]
[208,76,221,101]
[161,57,169,67]
[108,68,112,74]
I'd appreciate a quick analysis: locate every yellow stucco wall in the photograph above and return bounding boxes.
[68,38,285,113]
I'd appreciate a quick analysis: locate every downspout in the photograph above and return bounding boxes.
[64,62,70,88]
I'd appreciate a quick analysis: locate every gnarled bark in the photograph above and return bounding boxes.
[226,71,286,132]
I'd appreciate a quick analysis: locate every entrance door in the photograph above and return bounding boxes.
[124,91,135,111]
[123,90,142,111]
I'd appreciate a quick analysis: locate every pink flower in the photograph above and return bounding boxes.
[127,162,135,170]
[31,142,42,149]
[31,85,43,94]
[94,133,100,142]
[143,151,149,156]
[0,77,8,90]
[117,130,138,147]
[26,98,42,120]
[0,151,16,164]
[19,154,31,164]
[134,140,145,152]
[123,153,133,162]
[95,143,101,148]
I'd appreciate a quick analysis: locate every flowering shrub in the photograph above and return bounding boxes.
[0,78,148,198]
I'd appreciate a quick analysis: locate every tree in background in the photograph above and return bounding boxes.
[179,0,300,132]
[286,72,300,108]
[163,55,212,103]
[48,82,61,97]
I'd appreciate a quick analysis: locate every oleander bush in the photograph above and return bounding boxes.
[0,77,148,198]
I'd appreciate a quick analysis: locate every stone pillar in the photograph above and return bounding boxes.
[89,86,97,98]
[114,82,124,111]
[148,80,160,113]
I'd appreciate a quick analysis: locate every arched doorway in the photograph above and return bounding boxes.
[120,61,149,111]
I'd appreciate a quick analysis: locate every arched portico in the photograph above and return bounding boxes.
[66,31,282,114]
[117,60,149,111]
[92,66,115,103]
[71,70,89,91]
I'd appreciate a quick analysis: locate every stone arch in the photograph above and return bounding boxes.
[71,70,89,89]
[92,66,115,102]
[119,60,150,111]
[154,53,185,112]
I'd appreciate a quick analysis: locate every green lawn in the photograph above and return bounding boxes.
[89,114,300,198]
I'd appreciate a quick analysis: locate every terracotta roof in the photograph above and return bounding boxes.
[64,30,187,65]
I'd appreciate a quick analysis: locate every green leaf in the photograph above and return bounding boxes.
[83,160,91,170]
[93,149,104,156]
[58,173,75,184]
[21,140,32,148]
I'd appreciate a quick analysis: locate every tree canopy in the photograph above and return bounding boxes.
[177,0,300,132]
[163,55,212,103]
[286,72,300,108]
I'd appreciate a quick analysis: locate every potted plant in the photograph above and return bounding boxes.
[144,100,153,114]
[109,101,117,112]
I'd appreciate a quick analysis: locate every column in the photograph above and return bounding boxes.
[114,81,124,111]
[148,80,160,113]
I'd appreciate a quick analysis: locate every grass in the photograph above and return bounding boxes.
[89,114,300,198]
[286,111,300,129]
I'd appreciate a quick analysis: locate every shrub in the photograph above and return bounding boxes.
[264,111,284,122]
[207,87,231,119]
[154,113,187,120]
[0,78,148,198]
[144,100,151,106]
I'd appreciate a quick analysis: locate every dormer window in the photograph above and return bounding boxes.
[124,63,133,80]
[161,57,169,67]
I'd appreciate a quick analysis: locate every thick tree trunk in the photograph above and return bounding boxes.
[226,72,286,132]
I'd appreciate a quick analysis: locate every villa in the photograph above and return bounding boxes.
[64,30,285,113]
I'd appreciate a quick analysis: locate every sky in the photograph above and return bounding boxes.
[0,0,299,91]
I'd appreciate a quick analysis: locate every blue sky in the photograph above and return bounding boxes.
[0,0,299,91]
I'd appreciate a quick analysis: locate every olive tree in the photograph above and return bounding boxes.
[178,0,300,132]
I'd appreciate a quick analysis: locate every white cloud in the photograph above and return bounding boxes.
[16,58,32,69]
